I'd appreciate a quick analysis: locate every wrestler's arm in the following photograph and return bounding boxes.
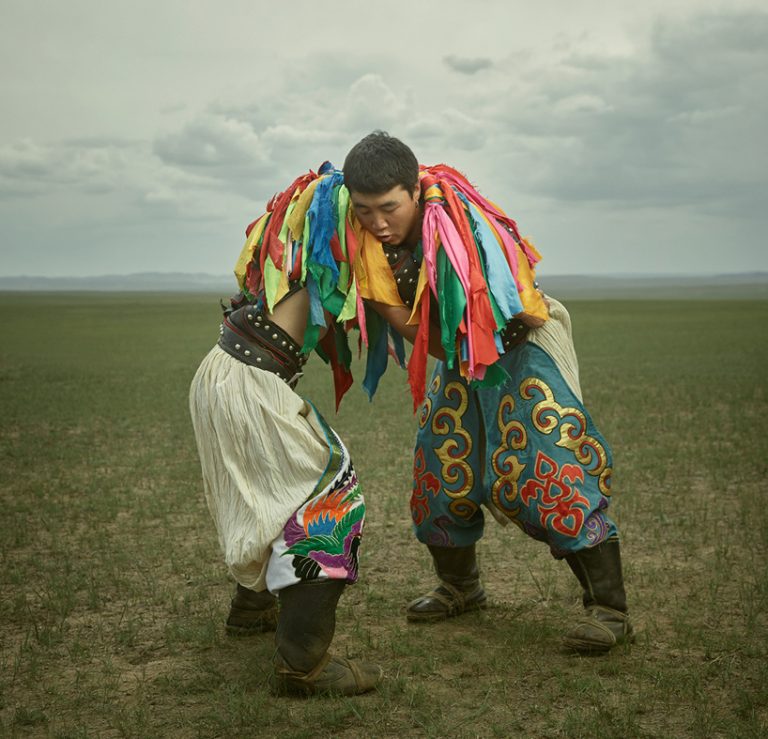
[514,289,551,328]
[366,300,446,361]
[516,310,547,328]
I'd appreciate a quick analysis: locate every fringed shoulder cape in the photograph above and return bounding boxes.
[233,162,361,410]
[353,164,549,410]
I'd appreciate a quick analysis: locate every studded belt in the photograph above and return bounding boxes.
[217,306,307,387]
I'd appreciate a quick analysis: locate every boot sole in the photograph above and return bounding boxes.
[406,598,488,623]
[562,631,636,654]
[225,623,276,636]
[271,656,383,697]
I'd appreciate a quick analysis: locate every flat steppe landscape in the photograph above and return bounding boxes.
[1,291,765,738]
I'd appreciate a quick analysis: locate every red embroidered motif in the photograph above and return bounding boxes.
[411,448,441,525]
[519,452,590,537]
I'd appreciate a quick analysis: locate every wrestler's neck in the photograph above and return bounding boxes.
[396,205,424,252]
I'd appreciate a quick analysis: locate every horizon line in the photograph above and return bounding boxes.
[1,269,767,281]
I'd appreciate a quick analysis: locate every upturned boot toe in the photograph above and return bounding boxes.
[562,605,634,654]
[271,653,383,696]
[406,580,487,622]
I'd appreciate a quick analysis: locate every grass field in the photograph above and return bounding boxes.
[0,292,766,738]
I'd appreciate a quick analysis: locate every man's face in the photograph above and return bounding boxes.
[350,185,421,248]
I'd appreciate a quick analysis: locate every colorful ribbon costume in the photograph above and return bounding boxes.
[353,165,549,409]
[189,163,372,592]
[350,164,617,555]
[234,162,361,410]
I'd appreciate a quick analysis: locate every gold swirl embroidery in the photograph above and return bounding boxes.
[431,381,474,499]
[430,373,442,396]
[491,394,527,521]
[599,467,612,493]
[418,397,432,429]
[449,498,479,520]
[418,373,442,429]
[520,377,611,495]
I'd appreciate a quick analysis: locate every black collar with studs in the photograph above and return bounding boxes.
[382,243,421,308]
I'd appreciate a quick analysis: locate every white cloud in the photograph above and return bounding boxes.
[343,74,409,131]
[442,109,488,151]
[153,115,266,172]
[484,10,768,214]
[0,138,139,197]
[1,1,766,277]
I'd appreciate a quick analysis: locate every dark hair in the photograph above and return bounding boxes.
[343,131,419,195]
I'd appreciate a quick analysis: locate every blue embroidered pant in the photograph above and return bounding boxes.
[411,342,617,557]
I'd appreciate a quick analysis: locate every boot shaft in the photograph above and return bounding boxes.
[565,539,627,613]
[428,544,480,587]
[276,580,345,673]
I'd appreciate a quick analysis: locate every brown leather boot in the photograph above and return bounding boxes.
[273,652,383,696]
[225,583,278,636]
[563,539,634,653]
[271,581,382,697]
[406,544,487,622]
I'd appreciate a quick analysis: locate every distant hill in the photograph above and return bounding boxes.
[539,272,768,300]
[0,272,239,293]
[0,271,766,299]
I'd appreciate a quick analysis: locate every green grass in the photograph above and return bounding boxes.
[0,293,766,738]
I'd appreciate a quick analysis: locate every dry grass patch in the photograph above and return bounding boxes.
[0,294,766,738]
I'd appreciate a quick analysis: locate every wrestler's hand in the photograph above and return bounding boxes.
[513,289,550,328]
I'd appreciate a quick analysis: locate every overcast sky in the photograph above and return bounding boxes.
[1,0,766,279]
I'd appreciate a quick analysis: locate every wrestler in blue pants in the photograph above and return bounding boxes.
[408,342,633,653]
